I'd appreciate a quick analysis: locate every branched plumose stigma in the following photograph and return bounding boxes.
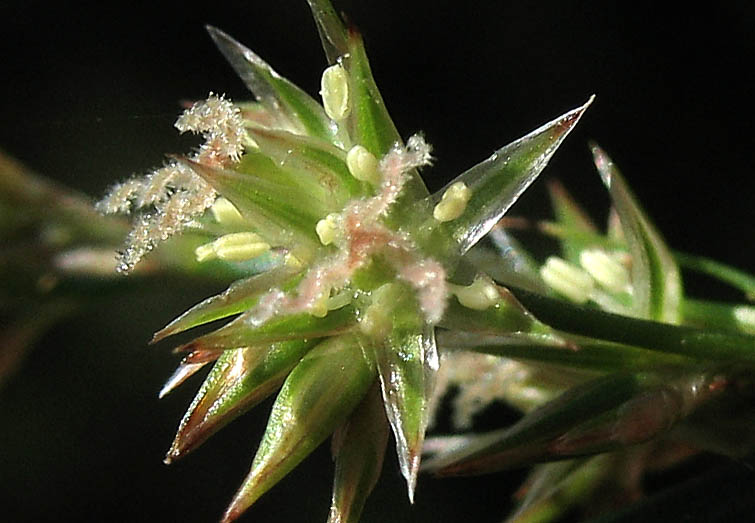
[92,1,755,522]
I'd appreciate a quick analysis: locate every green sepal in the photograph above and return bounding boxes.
[342,31,401,157]
[422,97,593,259]
[177,157,322,257]
[591,143,682,323]
[152,266,299,343]
[308,1,431,223]
[177,304,357,352]
[207,26,343,146]
[328,382,389,523]
[164,340,315,463]
[221,334,375,522]
[546,180,599,265]
[306,0,349,65]
[344,29,432,225]
[246,126,367,204]
[424,372,645,475]
[369,283,438,502]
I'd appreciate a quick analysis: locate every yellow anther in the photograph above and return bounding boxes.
[194,242,217,262]
[453,277,500,310]
[433,181,471,222]
[210,197,246,228]
[310,293,329,318]
[215,242,270,261]
[315,213,341,246]
[346,145,379,184]
[195,232,270,263]
[284,253,303,270]
[320,64,350,121]
[579,249,630,293]
[540,256,595,304]
[326,291,352,311]
[358,284,394,338]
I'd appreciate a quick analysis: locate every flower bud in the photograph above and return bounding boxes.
[540,256,594,304]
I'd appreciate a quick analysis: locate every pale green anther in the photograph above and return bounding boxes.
[579,248,631,294]
[320,64,350,121]
[211,197,246,228]
[194,243,217,263]
[346,145,379,184]
[284,253,303,270]
[433,181,471,222]
[195,232,271,262]
[733,305,755,334]
[327,291,352,311]
[540,256,595,304]
[315,213,341,246]
[215,242,271,262]
[310,293,330,318]
[358,284,395,338]
[451,278,500,310]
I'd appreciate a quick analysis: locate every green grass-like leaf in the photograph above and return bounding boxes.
[591,143,682,324]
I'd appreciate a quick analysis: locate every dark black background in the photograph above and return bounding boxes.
[1,1,754,522]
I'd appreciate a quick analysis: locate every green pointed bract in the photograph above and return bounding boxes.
[178,157,322,257]
[424,372,645,475]
[591,143,682,324]
[546,180,599,265]
[165,340,315,463]
[245,126,366,205]
[178,304,357,353]
[343,31,402,157]
[341,29,431,214]
[328,382,389,523]
[426,96,594,258]
[221,334,375,522]
[207,26,343,146]
[152,266,298,343]
[306,0,349,65]
[307,0,431,207]
[368,283,437,502]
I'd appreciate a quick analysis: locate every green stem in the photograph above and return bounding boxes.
[509,287,755,363]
